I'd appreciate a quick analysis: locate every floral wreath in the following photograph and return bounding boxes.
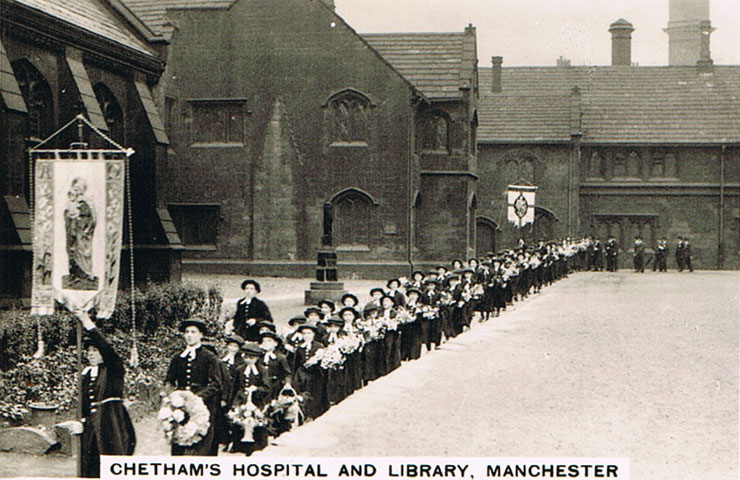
[158,390,210,446]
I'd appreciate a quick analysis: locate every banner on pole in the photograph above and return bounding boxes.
[32,158,126,317]
[507,185,537,227]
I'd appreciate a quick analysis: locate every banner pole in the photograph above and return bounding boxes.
[75,319,82,477]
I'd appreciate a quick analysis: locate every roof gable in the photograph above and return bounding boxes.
[15,0,156,57]
[121,0,236,37]
[362,32,470,100]
[478,65,740,144]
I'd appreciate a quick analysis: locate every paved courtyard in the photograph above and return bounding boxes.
[258,271,738,480]
[1,271,737,479]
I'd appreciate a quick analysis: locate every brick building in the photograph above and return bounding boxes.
[1,0,180,303]
[476,17,740,269]
[122,0,479,277]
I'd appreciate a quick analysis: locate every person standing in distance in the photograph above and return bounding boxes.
[230,280,272,342]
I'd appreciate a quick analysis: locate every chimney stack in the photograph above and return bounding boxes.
[491,56,502,93]
[609,18,634,66]
[697,20,714,72]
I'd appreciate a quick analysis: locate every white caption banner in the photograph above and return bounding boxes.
[102,456,630,480]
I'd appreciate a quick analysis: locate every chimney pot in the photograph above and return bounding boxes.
[491,56,503,93]
[609,18,634,66]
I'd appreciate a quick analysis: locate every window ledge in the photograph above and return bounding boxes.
[182,245,218,251]
[336,245,371,252]
[330,141,368,148]
[190,142,245,148]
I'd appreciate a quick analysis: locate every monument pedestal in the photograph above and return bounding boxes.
[304,248,346,304]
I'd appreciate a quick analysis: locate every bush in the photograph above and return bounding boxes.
[0,282,224,423]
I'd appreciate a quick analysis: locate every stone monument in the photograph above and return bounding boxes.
[304,202,347,304]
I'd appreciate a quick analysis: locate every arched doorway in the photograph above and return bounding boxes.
[476,216,498,256]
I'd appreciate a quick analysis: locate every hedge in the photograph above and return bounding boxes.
[0,282,224,425]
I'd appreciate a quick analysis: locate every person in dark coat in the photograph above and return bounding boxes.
[75,310,135,478]
[259,331,292,402]
[683,237,694,272]
[231,279,273,342]
[229,342,269,455]
[605,236,619,272]
[164,318,224,456]
[654,237,669,272]
[633,236,645,273]
[291,324,328,420]
[386,279,407,309]
[676,236,685,271]
[214,335,245,450]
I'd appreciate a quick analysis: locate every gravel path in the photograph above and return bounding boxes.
[257,271,738,480]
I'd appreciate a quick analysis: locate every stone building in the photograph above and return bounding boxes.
[1,0,180,303]
[476,16,740,268]
[122,0,479,277]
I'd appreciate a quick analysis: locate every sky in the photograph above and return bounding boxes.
[335,0,740,67]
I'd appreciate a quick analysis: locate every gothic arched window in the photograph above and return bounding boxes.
[331,188,376,247]
[12,58,54,141]
[325,89,372,144]
[417,110,450,152]
[93,83,124,143]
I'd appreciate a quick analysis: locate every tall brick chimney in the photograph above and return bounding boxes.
[609,18,634,66]
[664,0,711,65]
[491,56,502,93]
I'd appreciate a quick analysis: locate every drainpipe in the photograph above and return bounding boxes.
[718,145,725,269]
[407,95,418,276]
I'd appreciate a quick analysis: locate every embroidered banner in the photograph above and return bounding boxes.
[32,158,125,317]
[506,185,537,227]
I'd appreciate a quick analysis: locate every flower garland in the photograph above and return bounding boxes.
[158,390,210,446]
[304,344,346,370]
[227,393,265,442]
[264,385,303,429]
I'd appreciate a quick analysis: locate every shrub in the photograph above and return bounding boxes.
[0,282,224,423]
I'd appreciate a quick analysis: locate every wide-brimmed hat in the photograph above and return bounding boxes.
[240,279,261,293]
[179,318,208,334]
[386,278,401,288]
[338,307,360,319]
[296,324,317,334]
[317,299,335,311]
[259,331,282,344]
[340,293,359,305]
[369,287,385,297]
[325,317,345,328]
[304,306,322,317]
[411,270,425,279]
[406,287,422,297]
[380,295,396,306]
[257,321,276,333]
[241,342,262,356]
[288,316,307,326]
[225,334,245,347]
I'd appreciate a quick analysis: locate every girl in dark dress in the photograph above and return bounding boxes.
[229,342,269,455]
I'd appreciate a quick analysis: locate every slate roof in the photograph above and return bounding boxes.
[121,0,235,37]
[14,0,156,56]
[362,33,468,100]
[478,65,740,144]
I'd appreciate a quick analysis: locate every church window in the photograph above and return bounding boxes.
[189,99,246,145]
[326,90,371,145]
[12,58,54,141]
[93,83,124,143]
